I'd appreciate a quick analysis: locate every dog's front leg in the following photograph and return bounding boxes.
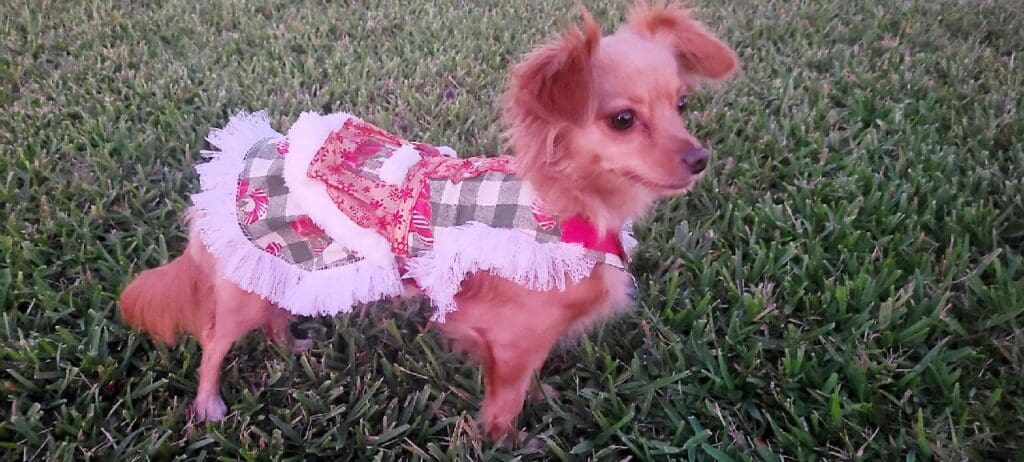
[444,274,591,441]
[479,340,550,441]
[456,315,565,442]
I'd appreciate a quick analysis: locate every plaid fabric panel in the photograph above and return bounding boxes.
[236,138,361,271]
[407,172,565,255]
[426,172,562,242]
[587,249,626,269]
[401,161,628,270]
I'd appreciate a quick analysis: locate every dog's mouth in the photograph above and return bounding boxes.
[618,169,699,193]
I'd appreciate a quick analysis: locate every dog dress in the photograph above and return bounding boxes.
[190,111,635,321]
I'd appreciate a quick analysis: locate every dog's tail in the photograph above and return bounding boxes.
[119,246,211,345]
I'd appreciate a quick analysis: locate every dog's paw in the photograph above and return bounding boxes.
[529,383,558,404]
[192,395,227,422]
[291,338,314,354]
[490,428,543,450]
[516,431,545,453]
[483,415,518,443]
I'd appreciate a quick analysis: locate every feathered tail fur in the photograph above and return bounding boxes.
[119,247,213,345]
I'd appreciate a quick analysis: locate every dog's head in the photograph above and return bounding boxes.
[504,2,738,227]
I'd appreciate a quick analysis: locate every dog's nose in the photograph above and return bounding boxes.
[682,146,709,174]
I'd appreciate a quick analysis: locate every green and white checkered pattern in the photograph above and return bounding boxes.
[238,138,361,271]
[410,171,626,269]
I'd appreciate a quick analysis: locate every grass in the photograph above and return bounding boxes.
[2,0,1023,459]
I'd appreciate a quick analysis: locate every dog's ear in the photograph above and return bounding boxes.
[627,2,738,80]
[506,8,600,125]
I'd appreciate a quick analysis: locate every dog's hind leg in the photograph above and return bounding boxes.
[192,278,274,422]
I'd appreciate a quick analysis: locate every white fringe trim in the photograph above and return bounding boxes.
[191,110,403,316]
[621,220,638,258]
[281,111,397,267]
[404,221,598,322]
[378,144,422,185]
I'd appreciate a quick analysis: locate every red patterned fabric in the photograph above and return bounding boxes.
[236,179,269,225]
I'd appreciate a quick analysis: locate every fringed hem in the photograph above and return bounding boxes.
[404,221,598,322]
[620,220,638,258]
[191,110,403,316]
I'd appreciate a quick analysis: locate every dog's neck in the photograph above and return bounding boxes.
[523,167,654,236]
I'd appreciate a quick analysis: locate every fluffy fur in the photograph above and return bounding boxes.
[120,2,738,441]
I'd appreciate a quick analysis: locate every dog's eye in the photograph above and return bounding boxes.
[610,110,635,130]
[677,95,689,113]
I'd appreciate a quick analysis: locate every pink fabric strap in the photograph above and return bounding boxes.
[559,215,625,259]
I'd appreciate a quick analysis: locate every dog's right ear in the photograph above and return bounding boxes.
[505,9,600,125]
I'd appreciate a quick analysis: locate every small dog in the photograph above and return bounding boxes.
[120,3,737,440]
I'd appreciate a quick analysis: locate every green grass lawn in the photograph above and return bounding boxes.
[2,0,1023,459]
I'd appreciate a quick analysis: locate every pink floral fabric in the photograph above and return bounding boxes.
[307,118,516,257]
[236,179,269,225]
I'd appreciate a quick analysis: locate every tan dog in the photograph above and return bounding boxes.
[120,3,738,440]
